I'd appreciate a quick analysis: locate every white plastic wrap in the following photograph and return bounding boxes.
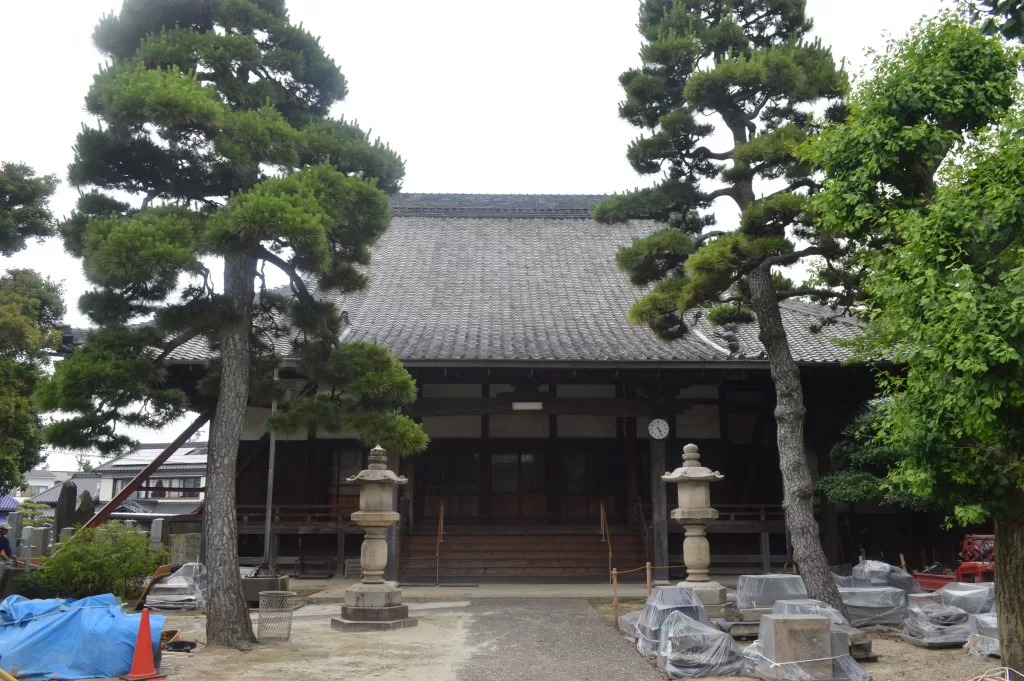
[938,582,994,614]
[635,586,709,654]
[771,599,850,627]
[145,562,209,610]
[736,574,808,609]
[832,574,873,588]
[838,586,909,627]
[748,615,871,681]
[965,613,1000,658]
[656,610,745,678]
[851,559,922,593]
[619,610,641,642]
[900,602,970,648]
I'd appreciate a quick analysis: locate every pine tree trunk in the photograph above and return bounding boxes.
[205,252,258,649]
[995,506,1024,669]
[747,265,847,615]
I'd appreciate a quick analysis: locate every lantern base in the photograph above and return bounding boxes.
[332,582,418,632]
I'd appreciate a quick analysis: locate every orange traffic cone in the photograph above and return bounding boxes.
[122,607,164,681]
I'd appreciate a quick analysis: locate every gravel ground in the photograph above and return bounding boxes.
[456,598,663,681]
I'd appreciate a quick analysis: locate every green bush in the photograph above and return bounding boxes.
[11,570,58,600]
[42,523,158,599]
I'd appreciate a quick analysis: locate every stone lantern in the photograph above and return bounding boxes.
[662,443,727,614]
[331,444,417,631]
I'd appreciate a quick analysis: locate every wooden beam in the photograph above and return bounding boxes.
[405,397,712,418]
[85,411,211,529]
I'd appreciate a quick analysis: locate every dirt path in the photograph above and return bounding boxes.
[161,606,474,681]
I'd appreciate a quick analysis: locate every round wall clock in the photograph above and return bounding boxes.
[648,418,670,440]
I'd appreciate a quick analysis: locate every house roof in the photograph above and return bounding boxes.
[160,193,858,366]
[31,473,100,504]
[92,443,208,475]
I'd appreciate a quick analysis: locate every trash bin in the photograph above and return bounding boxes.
[257,590,297,642]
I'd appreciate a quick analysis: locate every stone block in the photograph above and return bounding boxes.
[685,580,727,606]
[740,607,774,622]
[759,614,832,681]
[341,604,410,622]
[343,583,404,609]
[330,616,418,632]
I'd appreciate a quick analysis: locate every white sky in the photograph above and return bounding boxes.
[0,0,944,451]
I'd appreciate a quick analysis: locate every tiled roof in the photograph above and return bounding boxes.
[0,496,18,512]
[165,194,859,366]
[93,443,207,475]
[31,474,100,504]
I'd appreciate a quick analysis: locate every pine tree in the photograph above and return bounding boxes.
[596,0,848,610]
[37,0,425,648]
[0,163,64,494]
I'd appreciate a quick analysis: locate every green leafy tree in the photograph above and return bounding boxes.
[0,163,57,256]
[0,163,64,494]
[37,0,425,648]
[805,14,1023,667]
[971,0,1024,39]
[596,0,848,610]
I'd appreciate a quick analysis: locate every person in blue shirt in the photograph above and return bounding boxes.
[0,522,17,564]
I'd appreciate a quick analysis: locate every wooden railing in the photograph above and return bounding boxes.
[237,500,359,527]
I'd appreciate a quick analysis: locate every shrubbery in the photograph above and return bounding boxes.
[13,523,158,600]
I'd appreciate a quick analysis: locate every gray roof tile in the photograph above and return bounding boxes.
[168,194,859,365]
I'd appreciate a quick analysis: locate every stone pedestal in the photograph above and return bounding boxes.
[663,444,726,608]
[330,445,417,632]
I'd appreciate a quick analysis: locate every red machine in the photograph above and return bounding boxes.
[912,534,995,590]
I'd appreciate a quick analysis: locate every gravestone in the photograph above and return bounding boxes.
[149,518,165,555]
[6,512,22,548]
[758,614,832,681]
[53,482,77,535]
[74,491,95,526]
[60,527,75,542]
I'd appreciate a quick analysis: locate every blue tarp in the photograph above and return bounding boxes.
[0,594,164,680]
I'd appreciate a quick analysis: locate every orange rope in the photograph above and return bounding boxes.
[613,564,689,574]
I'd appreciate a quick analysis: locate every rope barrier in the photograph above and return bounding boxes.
[752,651,848,669]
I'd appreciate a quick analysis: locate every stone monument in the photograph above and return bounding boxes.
[662,443,727,615]
[331,445,417,632]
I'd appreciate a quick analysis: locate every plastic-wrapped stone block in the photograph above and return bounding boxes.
[838,586,909,627]
[771,599,849,627]
[757,614,833,680]
[832,574,873,588]
[619,610,642,643]
[657,611,745,678]
[635,586,709,654]
[900,602,970,648]
[736,574,808,609]
[937,582,994,614]
[966,613,1000,658]
[851,559,922,593]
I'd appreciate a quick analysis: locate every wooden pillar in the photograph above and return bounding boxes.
[624,384,639,532]
[548,383,559,524]
[650,432,669,581]
[386,448,400,581]
[480,383,491,525]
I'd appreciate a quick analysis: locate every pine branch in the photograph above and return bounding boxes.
[696,146,734,161]
[705,187,737,203]
[257,246,316,306]
[776,288,836,301]
[695,230,727,245]
[155,329,204,362]
[762,246,825,269]
[141,190,159,209]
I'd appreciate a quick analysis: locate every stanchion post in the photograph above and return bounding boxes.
[612,569,619,624]
[646,562,652,596]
